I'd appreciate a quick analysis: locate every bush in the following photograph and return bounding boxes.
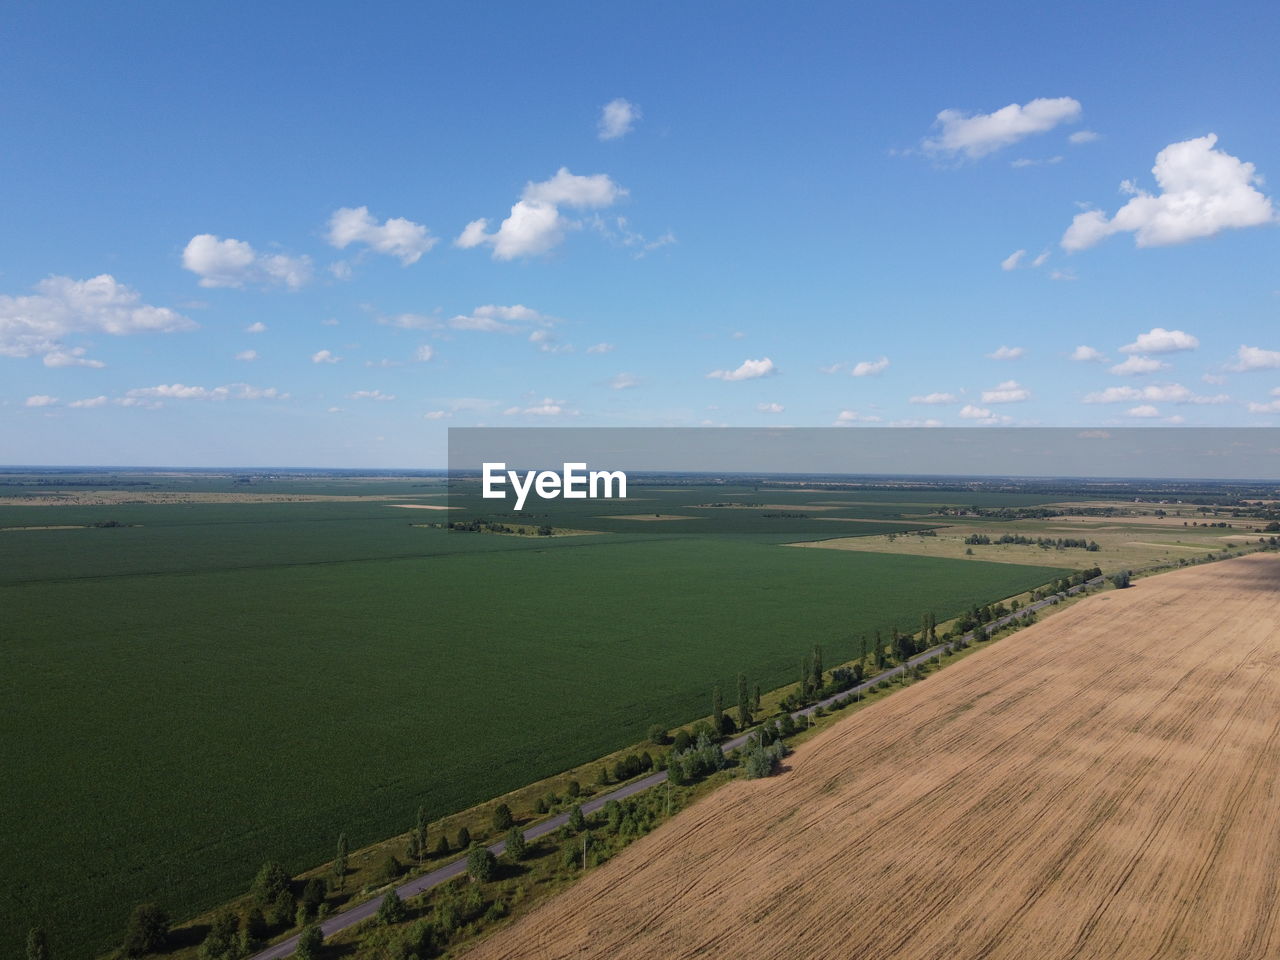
[648,723,669,745]
[492,803,514,831]
[567,804,586,832]
[672,729,692,753]
[123,903,170,957]
[742,739,790,779]
[251,861,290,907]
[433,835,450,857]
[566,779,581,797]
[198,912,242,960]
[504,826,528,861]
[378,889,408,925]
[456,827,471,850]
[467,845,497,882]
[293,924,323,960]
[379,854,403,883]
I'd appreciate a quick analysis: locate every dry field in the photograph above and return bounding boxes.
[467,554,1280,960]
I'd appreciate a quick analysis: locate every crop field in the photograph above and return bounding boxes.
[466,553,1280,960]
[0,479,1074,959]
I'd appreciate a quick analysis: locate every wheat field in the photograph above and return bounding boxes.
[466,554,1280,960]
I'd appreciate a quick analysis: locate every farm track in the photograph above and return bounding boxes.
[464,554,1280,960]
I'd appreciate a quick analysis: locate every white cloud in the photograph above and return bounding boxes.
[1202,373,1228,385]
[182,234,312,289]
[1084,383,1229,404]
[1061,134,1275,251]
[1247,397,1280,413]
[1031,250,1050,267]
[1071,345,1107,362]
[24,394,58,407]
[981,379,1031,403]
[246,321,267,333]
[818,363,844,375]
[609,372,640,390]
[311,349,341,364]
[986,345,1025,360]
[529,329,572,353]
[586,342,615,354]
[235,349,258,362]
[43,346,105,368]
[503,397,571,417]
[0,274,193,363]
[413,345,435,362]
[326,206,436,265]
[348,389,396,401]
[125,382,287,402]
[923,97,1082,159]
[1109,355,1168,375]
[851,356,890,377]
[598,98,640,140]
[68,395,108,408]
[455,168,627,260]
[707,357,776,381]
[447,304,552,333]
[1119,327,1199,354]
[1050,268,1077,281]
[1010,155,1063,168]
[1069,130,1100,145]
[834,410,882,425]
[423,410,451,420]
[959,404,992,419]
[1126,404,1162,418]
[890,418,944,428]
[757,402,784,413]
[1001,249,1026,271]
[1227,344,1280,371]
[909,392,958,405]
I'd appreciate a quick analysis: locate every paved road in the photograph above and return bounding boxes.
[248,576,1102,959]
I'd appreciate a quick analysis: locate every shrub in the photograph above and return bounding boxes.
[504,826,528,861]
[492,803,514,831]
[379,854,403,883]
[455,826,471,850]
[293,924,323,960]
[251,861,290,907]
[122,903,170,957]
[467,845,497,883]
[378,889,408,926]
[567,804,586,832]
[648,724,669,745]
[742,739,790,779]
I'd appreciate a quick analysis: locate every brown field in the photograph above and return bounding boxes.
[466,554,1280,960]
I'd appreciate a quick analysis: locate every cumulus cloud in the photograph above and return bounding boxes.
[598,98,640,140]
[923,97,1082,159]
[414,345,435,362]
[68,395,108,408]
[125,382,287,402]
[503,397,571,417]
[1126,404,1162,418]
[707,357,776,381]
[1061,134,1275,251]
[851,356,890,377]
[529,329,572,354]
[757,402,784,413]
[909,392,958,405]
[834,410,882,425]
[0,274,193,364]
[182,234,312,289]
[981,379,1031,403]
[326,206,436,264]
[311,349,341,364]
[1109,355,1168,376]
[1001,249,1026,271]
[24,394,58,407]
[235,349,258,362]
[1083,383,1229,404]
[456,168,627,260]
[43,346,105,368]
[422,410,451,420]
[1071,345,1107,362]
[586,342,615,354]
[1069,130,1100,145]
[609,372,640,390]
[1227,344,1280,371]
[348,389,396,401]
[1246,389,1280,413]
[246,321,267,333]
[986,345,1025,360]
[890,418,943,428]
[958,404,993,420]
[1119,327,1199,354]
[818,363,844,375]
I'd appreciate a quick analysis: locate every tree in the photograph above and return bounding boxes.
[874,630,886,669]
[712,684,725,735]
[299,877,325,918]
[251,861,290,908]
[1110,570,1132,589]
[123,903,170,957]
[566,779,581,797]
[377,889,408,925]
[753,683,762,711]
[467,845,497,883]
[568,804,586,832]
[293,925,323,960]
[737,673,751,728]
[333,833,349,887]
[26,928,51,960]
[199,911,241,960]
[811,643,823,690]
[492,803,514,831]
[647,724,668,745]
[378,854,403,884]
[504,826,528,861]
[455,826,471,850]
[416,807,430,866]
[433,835,450,857]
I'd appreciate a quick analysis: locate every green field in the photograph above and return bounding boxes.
[0,483,1073,958]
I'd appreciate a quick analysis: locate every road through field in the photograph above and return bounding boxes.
[465,554,1280,960]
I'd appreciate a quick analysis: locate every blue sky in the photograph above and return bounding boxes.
[3,0,1279,467]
